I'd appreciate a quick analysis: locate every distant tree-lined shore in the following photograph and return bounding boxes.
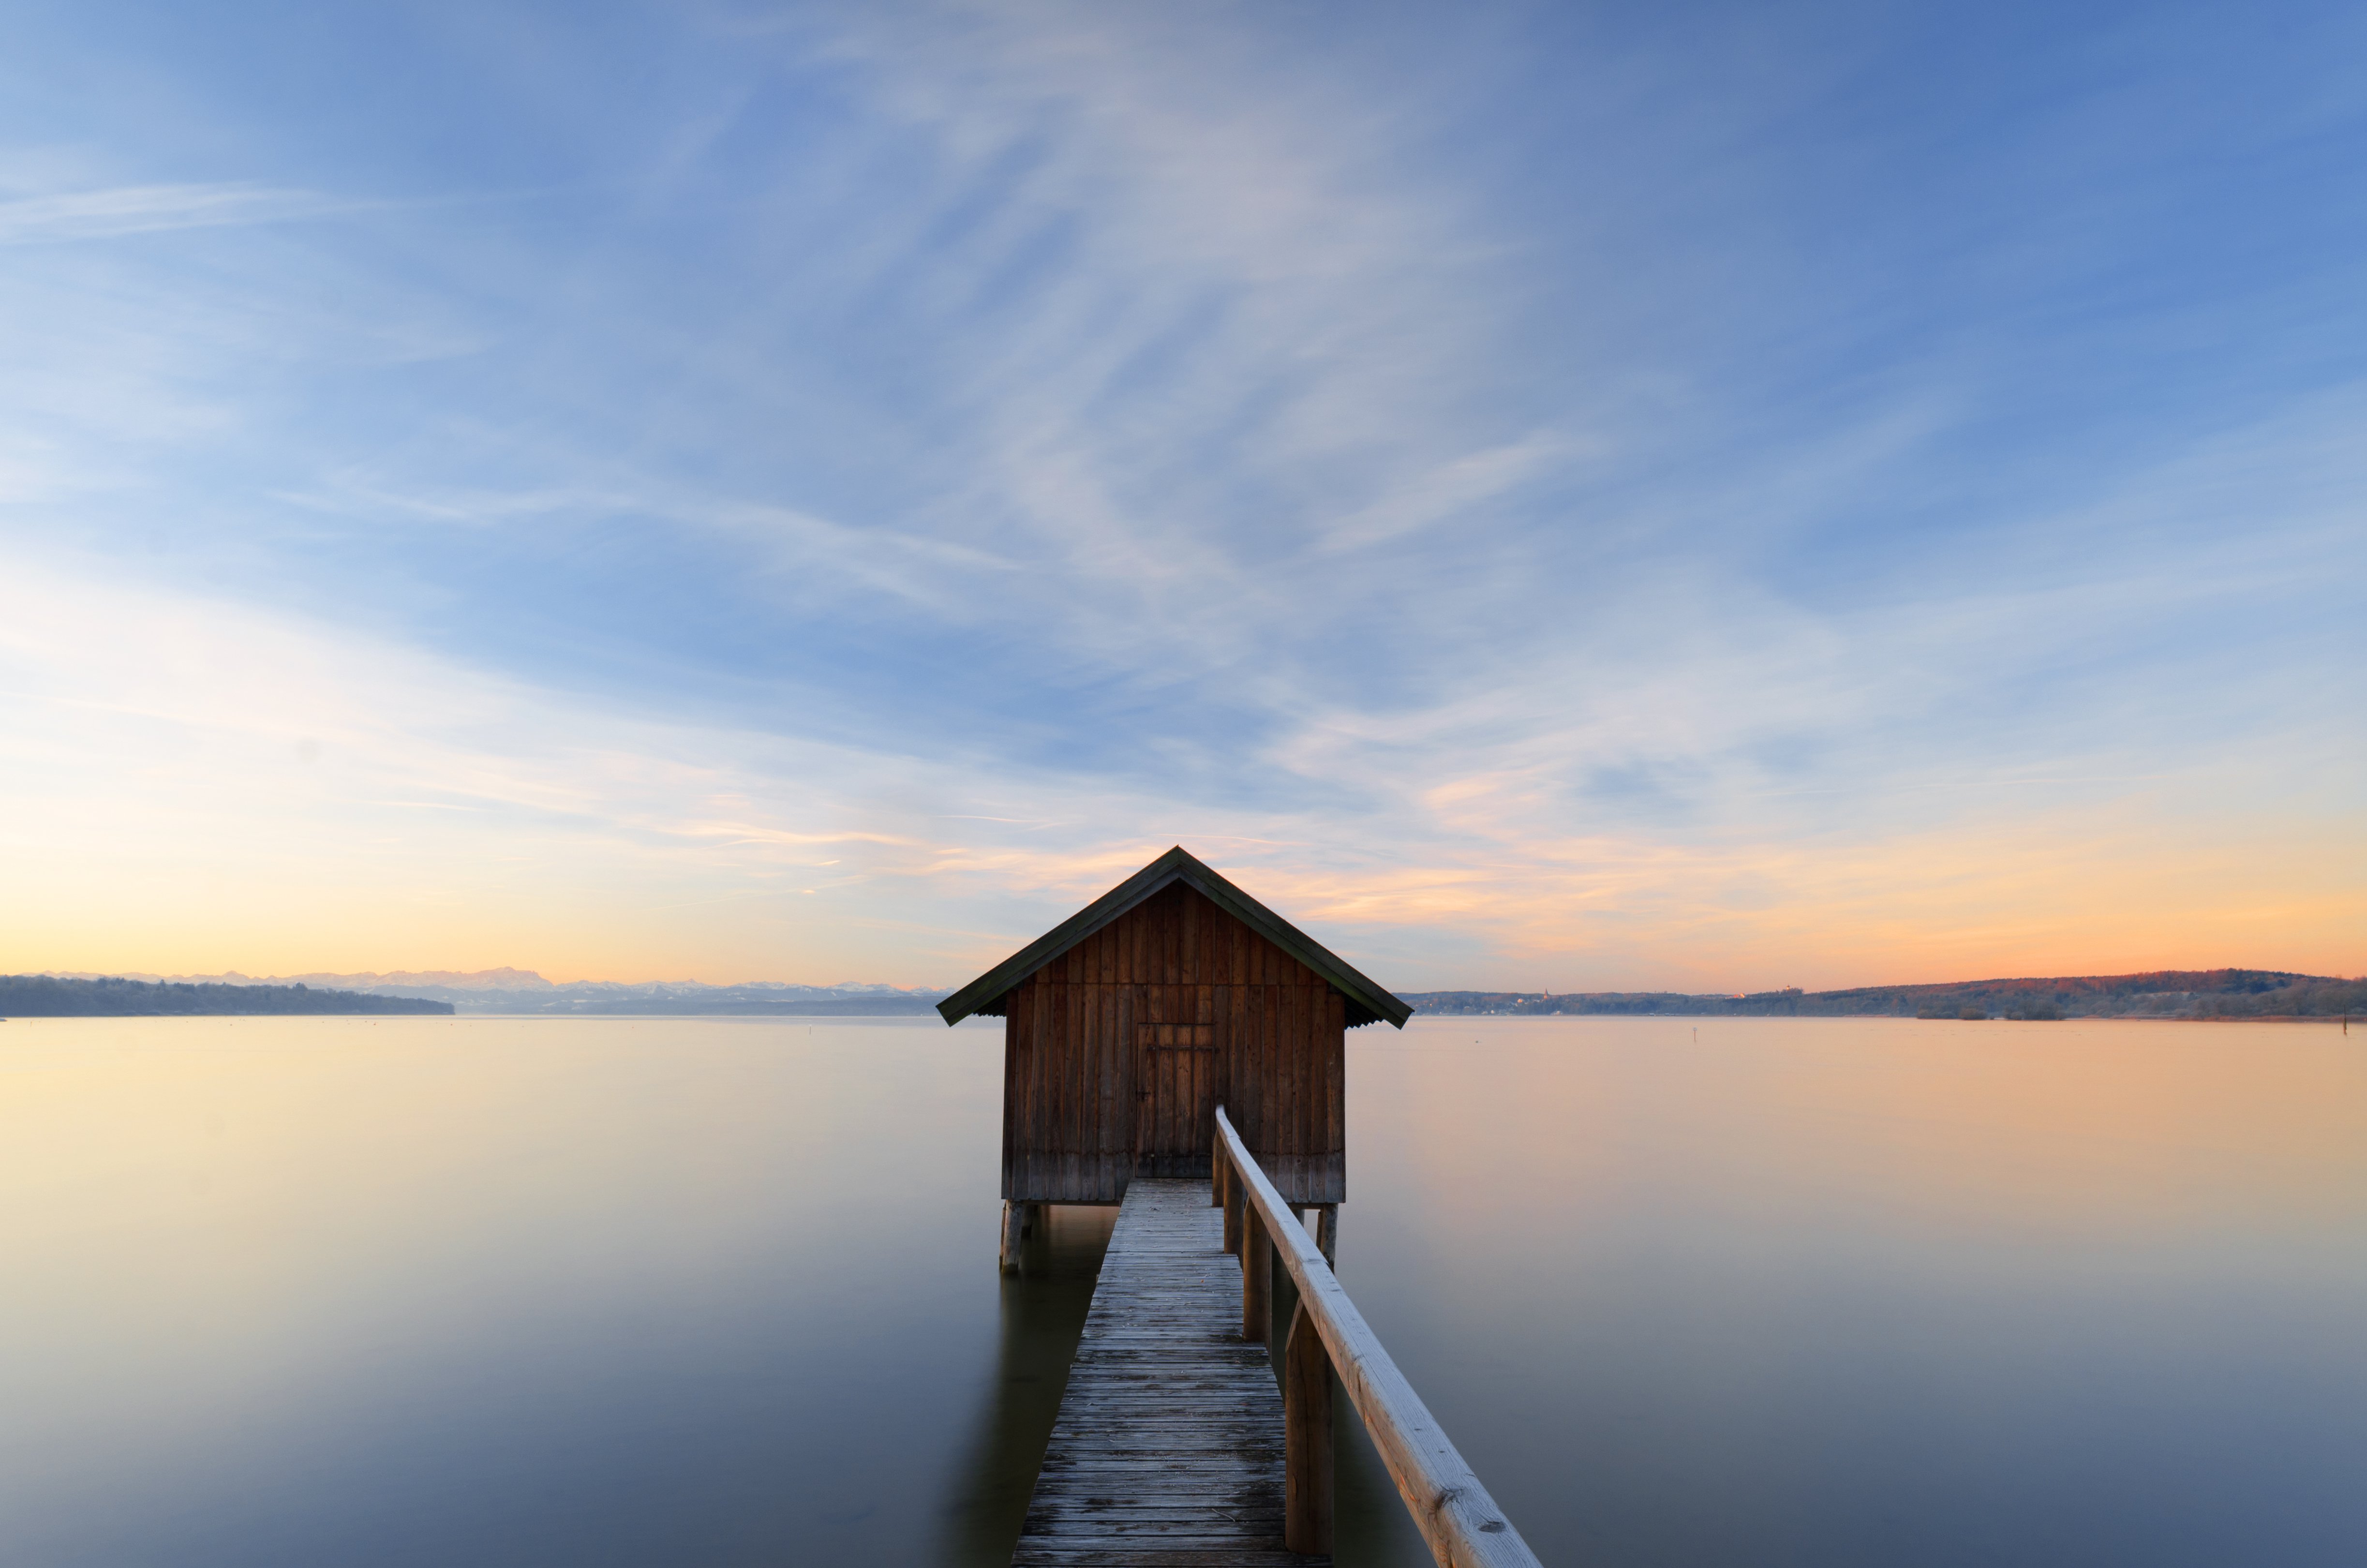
[0,975,453,1016]
[14,968,2355,1022]
[1402,969,2364,1020]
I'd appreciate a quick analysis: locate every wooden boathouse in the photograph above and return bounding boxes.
[936,845,1412,1250]
[941,849,1537,1566]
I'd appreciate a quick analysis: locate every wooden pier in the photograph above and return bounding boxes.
[1009,1112,1540,1568]
[1013,1178,1313,1567]
[950,856,1533,1567]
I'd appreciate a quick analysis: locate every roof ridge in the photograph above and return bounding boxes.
[937,848,1409,1029]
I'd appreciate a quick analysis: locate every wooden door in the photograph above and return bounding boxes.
[1136,1022,1220,1176]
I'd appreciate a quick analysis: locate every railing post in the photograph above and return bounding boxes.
[1241,1201,1269,1343]
[1223,1157,1245,1257]
[1211,1142,1228,1208]
[1283,1300,1334,1554]
[1216,1105,1542,1568]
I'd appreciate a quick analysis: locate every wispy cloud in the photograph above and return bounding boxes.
[0,182,338,246]
[1,4,2358,986]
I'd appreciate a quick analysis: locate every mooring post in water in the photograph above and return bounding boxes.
[999,1201,1046,1273]
[1315,1203,1339,1267]
[1284,1299,1335,1554]
[998,1200,1024,1272]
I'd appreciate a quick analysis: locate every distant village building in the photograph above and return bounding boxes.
[938,847,1410,1221]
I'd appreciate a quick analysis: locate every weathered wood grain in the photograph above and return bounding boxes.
[1012,1179,1328,1568]
[1000,880,1352,1206]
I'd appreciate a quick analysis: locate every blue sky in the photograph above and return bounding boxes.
[2,0,2361,989]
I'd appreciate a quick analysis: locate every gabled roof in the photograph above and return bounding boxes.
[936,846,1411,1029]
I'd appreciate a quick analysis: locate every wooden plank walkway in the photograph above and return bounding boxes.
[1012,1178,1325,1567]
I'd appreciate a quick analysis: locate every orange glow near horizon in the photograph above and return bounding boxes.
[4,799,2358,991]
[1,568,2355,993]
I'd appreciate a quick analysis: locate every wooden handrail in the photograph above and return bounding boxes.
[1214,1105,1543,1568]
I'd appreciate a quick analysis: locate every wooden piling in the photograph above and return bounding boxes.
[998,1199,1025,1274]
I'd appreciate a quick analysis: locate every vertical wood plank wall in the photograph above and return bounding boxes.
[1002,881,1347,1205]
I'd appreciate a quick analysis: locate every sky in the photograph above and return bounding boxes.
[1,0,2361,992]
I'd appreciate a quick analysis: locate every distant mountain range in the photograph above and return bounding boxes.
[1402,969,2366,1020]
[398,982,953,1016]
[32,969,952,1015]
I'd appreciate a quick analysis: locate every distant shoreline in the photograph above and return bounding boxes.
[1413,1010,2350,1024]
[10,966,2355,1023]
[1402,968,2361,1022]
[1,975,452,1017]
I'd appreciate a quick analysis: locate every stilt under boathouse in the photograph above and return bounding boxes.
[936,845,1412,1270]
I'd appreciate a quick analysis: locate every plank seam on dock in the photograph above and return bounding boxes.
[1012,1179,1327,1567]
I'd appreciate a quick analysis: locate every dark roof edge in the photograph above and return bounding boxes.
[934,851,1194,1026]
[936,846,1411,1029]
[1169,858,1410,1029]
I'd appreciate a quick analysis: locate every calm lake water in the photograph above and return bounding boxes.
[4,1015,2362,1566]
